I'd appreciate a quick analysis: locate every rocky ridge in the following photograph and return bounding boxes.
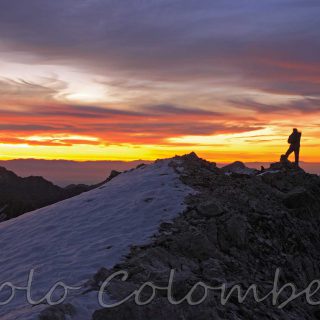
[89,153,320,320]
[220,161,258,175]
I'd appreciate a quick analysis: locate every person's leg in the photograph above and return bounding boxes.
[294,146,300,165]
[285,145,294,159]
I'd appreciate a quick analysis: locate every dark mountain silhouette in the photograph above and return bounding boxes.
[0,159,150,186]
[0,166,120,221]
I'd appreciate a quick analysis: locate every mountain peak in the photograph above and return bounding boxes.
[1,154,319,319]
[0,166,93,220]
[221,160,257,175]
[92,154,320,320]
[0,166,18,179]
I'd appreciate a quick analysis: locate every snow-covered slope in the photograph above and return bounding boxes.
[0,159,193,320]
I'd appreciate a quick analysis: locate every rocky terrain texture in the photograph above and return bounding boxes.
[0,167,120,221]
[220,160,258,175]
[88,153,320,320]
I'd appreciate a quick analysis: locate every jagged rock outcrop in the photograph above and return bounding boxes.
[39,304,76,320]
[221,161,258,175]
[91,153,320,320]
[105,170,121,182]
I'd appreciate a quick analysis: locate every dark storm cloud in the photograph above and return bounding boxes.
[0,0,319,98]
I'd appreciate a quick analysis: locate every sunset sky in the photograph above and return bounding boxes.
[0,0,319,162]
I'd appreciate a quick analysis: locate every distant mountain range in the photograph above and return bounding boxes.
[0,166,97,221]
[0,159,150,186]
[0,159,318,188]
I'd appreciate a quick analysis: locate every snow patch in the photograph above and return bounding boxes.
[257,170,281,176]
[0,159,193,319]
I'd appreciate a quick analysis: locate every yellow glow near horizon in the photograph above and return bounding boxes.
[0,137,318,163]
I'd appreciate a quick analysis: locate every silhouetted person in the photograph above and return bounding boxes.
[284,128,301,165]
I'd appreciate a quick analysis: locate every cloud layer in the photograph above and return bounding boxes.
[0,0,319,160]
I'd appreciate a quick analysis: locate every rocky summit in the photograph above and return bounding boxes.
[90,153,320,320]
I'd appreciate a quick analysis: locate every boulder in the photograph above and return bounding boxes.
[283,187,314,209]
[197,200,224,217]
[38,304,75,320]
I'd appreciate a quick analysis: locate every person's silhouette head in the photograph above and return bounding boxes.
[293,128,298,132]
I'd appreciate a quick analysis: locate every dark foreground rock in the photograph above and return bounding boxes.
[39,303,76,320]
[92,153,320,320]
[221,161,258,175]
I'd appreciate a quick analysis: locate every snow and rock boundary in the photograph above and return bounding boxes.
[0,157,194,320]
[91,153,320,320]
[2,152,319,320]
